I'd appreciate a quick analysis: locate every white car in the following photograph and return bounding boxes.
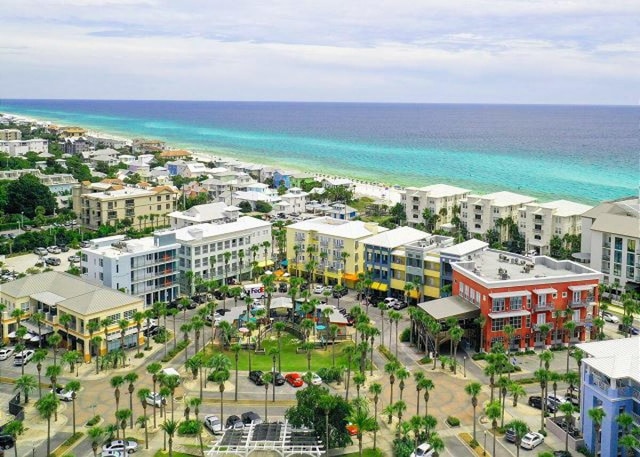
[51,386,74,401]
[13,349,34,366]
[546,394,569,409]
[309,373,322,386]
[324,285,333,293]
[204,415,223,434]
[102,440,138,454]
[101,451,125,457]
[47,246,61,254]
[0,347,15,361]
[520,432,544,450]
[602,311,619,323]
[410,442,434,457]
[313,285,325,294]
[145,392,166,408]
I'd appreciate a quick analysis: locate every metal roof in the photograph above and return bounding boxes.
[417,295,480,321]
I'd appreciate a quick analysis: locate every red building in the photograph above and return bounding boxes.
[451,249,602,352]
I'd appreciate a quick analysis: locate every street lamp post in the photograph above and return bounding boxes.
[483,430,487,456]
[463,356,467,378]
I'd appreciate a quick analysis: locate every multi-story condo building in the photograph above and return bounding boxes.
[460,191,537,240]
[168,202,240,229]
[364,227,454,301]
[580,196,640,294]
[286,216,385,288]
[452,249,602,352]
[0,272,146,361]
[60,127,87,138]
[0,129,22,140]
[519,200,592,256]
[172,217,272,293]
[402,184,471,229]
[75,185,179,230]
[576,338,640,457]
[81,232,180,307]
[439,239,489,292]
[0,139,48,156]
[272,187,308,216]
[0,169,78,195]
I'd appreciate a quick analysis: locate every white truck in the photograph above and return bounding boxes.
[241,283,265,300]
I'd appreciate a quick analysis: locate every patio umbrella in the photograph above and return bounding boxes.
[264,270,273,275]
[7,331,16,338]
[30,335,41,343]
[239,327,249,334]
[22,333,34,340]
[316,325,326,331]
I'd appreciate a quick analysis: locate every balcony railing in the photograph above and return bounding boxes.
[534,302,555,312]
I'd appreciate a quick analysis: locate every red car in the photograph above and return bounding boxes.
[285,372,304,387]
[346,422,358,436]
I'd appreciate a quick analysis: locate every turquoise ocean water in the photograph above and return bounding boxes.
[1,100,638,204]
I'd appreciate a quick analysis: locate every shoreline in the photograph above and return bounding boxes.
[1,110,611,206]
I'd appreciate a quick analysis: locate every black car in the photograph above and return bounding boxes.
[345,314,355,326]
[192,293,209,304]
[528,395,557,413]
[225,415,243,430]
[553,452,573,457]
[278,283,288,293]
[249,370,265,386]
[505,428,517,443]
[332,287,348,298]
[144,325,162,337]
[271,372,286,386]
[213,290,229,300]
[393,301,408,310]
[241,411,262,425]
[58,245,70,252]
[0,435,14,450]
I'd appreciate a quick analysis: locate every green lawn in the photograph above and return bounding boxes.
[341,449,384,457]
[204,334,357,372]
[154,452,199,457]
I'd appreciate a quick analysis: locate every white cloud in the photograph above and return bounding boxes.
[0,0,638,103]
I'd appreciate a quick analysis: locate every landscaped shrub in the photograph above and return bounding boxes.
[85,415,101,426]
[418,356,432,365]
[392,436,414,457]
[177,419,201,436]
[154,329,169,343]
[378,345,399,363]
[577,445,595,457]
[161,339,189,362]
[446,416,460,426]
[317,367,342,383]
[471,353,486,361]
[399,328,411,342]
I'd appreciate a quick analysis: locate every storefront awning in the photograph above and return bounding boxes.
[257,260,274,268]
[533,288,557,295]
[488,290,532,299]
[371,282,389,292]
[568,284,595,292]
[488,310,531,319]
[342,273,359,282]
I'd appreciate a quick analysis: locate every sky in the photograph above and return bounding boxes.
[1,0,639,104]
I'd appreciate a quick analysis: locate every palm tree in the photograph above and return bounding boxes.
[212,368,230,421]
[464,382,482,442]
[384,360,400,406]
[32,348,48,399]
[147,362,162,428]
[389,311,402,358]
[160,419,179,457]
[48,331,62,365]
[505,419,529,457]
[559,402,577,453]
[302,341,315,371]
[137,387,151,447]
[396,366,410,401]
[13,374,37,404]
[450,325,464,374]
[588,407,606,457]
[110,375,125,435]
[161,374,181,420]
[497,375,509,427]
[91,335,102,374]
[534,368,550,432]
[124,372,139,428]
[485,400,501,457]
[116,408,132,440]
[58,313,72,349]
[35,392,60,457]
[66,380,81,435]
[563,320,577,373]
[368,382,382,450]
[343,344,357,400]
[392,399,407,426]
[3,419,24,457]
[347,402,377,457]
[422,378,435,416]
[508,381,526,407]
[133,311,145,356]
[353,372,366,398]
[88,425,105,457]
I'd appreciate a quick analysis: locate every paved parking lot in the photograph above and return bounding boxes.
[1,248,82,276]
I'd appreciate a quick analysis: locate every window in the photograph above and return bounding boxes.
[510,296,522,310]
[509,316,522,328]
[492,298,505,312]
[491,318,505,332]
[123,309,134,320]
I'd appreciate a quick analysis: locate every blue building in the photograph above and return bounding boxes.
[438,239,488,294]
[577,337,640,457]
[273,170,292,189]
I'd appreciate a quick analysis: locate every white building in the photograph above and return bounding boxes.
[81,232,180,307]
[580,196,640,293]
[172,217,272,293]
[0,139,48,156]
[460,191,537,240]
[273,187,308,215]
[402,183,471,229]
[168,202,240,228]
[0,129,22,140]
[518,200,593,256]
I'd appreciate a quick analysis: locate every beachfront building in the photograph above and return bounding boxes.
[451,249,602,352]
[580,196,640,294]
[402,184,471,230]
[439,239,489,293]
[60,127,87,138]
[322,177,354,190]
[272,187,308,215]
[158,149,191,160]
[168,202,240,228]
[81,233,180,306]
[63,137,93,155]
[0,169,78,195]
[166,160,209,178]
[0,271,146,361]
[364,227,455,301]
[172,217,272,293]
[286,216,386,288]
[0,139,48,156]
[133,138,166,153]
[519,200,593,256]
[460,191,537,241]
[576,337,640,457]
[0,129,22,141]
[233,183,281,210]
[75,185,179,230]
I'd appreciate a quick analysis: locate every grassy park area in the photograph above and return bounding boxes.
[205,333,359,372]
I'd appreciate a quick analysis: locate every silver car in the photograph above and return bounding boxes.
[102,440,138,454]
[204,415,223,434]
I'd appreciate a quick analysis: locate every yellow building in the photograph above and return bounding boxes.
[74,184,179,230]
[0,272,146,362]
[286,216,386,287]
[60,126,88,138]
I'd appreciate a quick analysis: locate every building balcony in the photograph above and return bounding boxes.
[570,297,594,308]
[534,302,556,312]
[533,322,554,331]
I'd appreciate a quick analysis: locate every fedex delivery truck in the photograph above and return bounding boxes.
[242,283,265,299]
